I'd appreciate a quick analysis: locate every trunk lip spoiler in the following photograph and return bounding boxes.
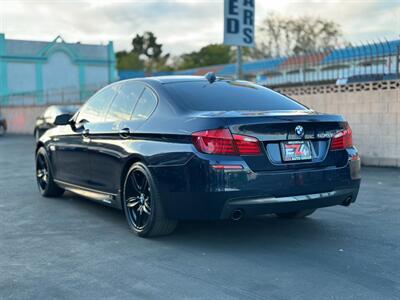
[193,109,318,118]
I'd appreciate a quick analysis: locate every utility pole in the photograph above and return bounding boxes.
[396,45,400,78]
[236,46,243,80]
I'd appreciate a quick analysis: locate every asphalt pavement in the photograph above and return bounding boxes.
[0,135,399,300]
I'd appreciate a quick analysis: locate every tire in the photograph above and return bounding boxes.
[36,147,65,197]
[122,162,177,237]
[276,209,316,219]
[0,125,5,136]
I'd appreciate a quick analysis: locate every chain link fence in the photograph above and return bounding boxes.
[170,39,400,87]
[255,40,400,87]
[0,83,105,108]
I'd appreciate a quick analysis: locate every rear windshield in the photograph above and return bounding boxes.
[164,80,307,111]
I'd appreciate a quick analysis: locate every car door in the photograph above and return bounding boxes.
[51,85,118,188]
[86,82,146,194]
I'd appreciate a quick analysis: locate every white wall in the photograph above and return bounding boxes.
[277,81,400,167]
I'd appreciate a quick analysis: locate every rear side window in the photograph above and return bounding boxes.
[164,81,307,111]
[106,83,144,121]
[131,87,158,120]
[77,85,118,123]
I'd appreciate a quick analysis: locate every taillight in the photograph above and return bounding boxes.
[232,134,261,155]
[192,129,236,155]
[192,129,261,155]
[330,123,353,150]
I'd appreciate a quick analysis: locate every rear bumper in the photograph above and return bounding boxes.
[150,152,361,220]
[220,188,358,219]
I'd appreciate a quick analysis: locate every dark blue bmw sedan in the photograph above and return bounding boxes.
[35,75,361,237]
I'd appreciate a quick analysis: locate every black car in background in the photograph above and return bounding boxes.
[34,105,79,140]
[0,113,7,136]
[35,75,361,237]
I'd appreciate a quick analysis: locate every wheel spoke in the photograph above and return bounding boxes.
[38,155,46,170]
[130,208,138,222]
[130,172,142,192]
[143,202,151,215]
[126,196,140,208]
[37,170,44,178]
[141,179,148,193]
[136,207,143,227]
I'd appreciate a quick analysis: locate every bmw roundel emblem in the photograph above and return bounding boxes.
[295,125,304,137]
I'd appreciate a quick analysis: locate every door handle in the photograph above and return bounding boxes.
[119,128,130,138]
[82,128,90,138]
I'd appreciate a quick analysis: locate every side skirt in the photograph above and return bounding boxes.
[54,179,122,209]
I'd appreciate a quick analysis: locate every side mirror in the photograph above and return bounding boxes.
[54,114,72,126]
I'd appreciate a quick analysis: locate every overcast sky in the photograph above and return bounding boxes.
[0,0,399,55]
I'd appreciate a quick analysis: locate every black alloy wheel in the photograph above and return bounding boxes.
[125,169,152,230]
[36,147,64,197]
[123,162,177,237]
[36,153,49,191]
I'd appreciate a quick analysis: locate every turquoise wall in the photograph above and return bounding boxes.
[0,33,9,104]
[0,34,117,105]
[35,62,44,104]
[107,41,116,83]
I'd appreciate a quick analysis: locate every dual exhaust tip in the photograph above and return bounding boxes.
[231,196,353,221]
[232,196,353,220]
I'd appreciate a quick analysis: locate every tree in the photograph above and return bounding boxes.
[132,32,169,72]
[116,32,170,72]
[255,14,345,58]
[116,51,144,70]
[177,44,233,70]
[132,32,163,59]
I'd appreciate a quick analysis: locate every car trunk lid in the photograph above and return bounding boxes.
[208,110,349,172]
